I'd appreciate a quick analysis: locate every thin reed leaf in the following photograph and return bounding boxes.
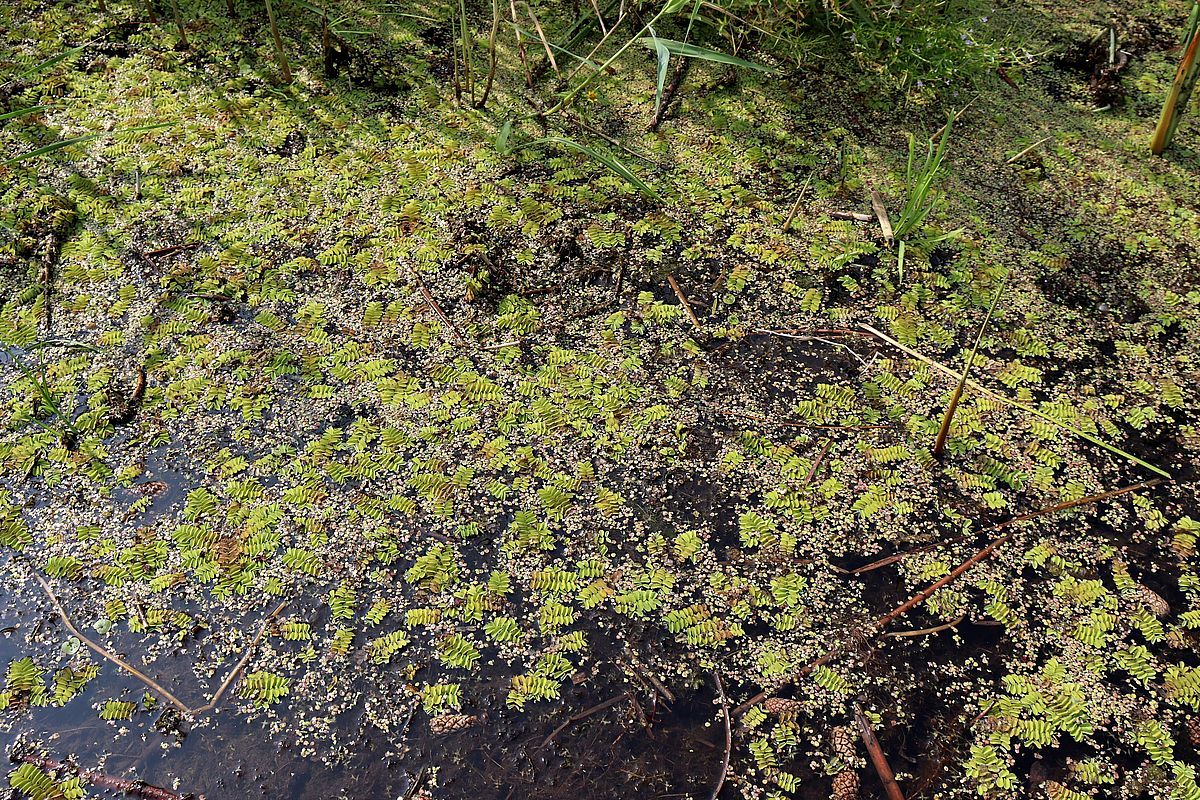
[636,36,775,72]
[860,323,1171,479]
[933,274,1008,458]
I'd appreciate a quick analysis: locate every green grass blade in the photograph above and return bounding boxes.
[534,136,660,201]
[4,133,102,164]
[4,121,175,165]
[495,119,513,155]
[637,37,775,73]
[648,31,671,117]
[19,45,85,77]
[860,323,1172,479]
[0,106,46,122]
[511,25,603,70]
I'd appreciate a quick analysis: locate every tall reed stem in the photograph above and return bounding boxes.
[265,0,293,83]
[1151,2,1200,155]
[169,0,189,49]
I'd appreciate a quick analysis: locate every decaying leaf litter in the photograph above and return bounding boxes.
[1,0,1199,797]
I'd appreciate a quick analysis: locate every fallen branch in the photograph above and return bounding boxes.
[17,754,199,800]
[829,210,873,222]
[628,690,651,733]
[188,601,288,715]
[710,671,731,800]
[854,705,905,800]
[626,658,676,704]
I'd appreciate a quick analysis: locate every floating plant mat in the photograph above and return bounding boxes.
[2,0,1200,798]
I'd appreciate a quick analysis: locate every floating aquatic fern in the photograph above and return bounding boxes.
[240,671,290,708]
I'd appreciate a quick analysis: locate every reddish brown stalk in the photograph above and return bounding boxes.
[667,274,702,329]
[853,479,1164,574]
[19,755,197,800]
[854,705,905,800]
[803,439,833,486]
[986,478,1164,532]
[872,533,1009,629]
[852,537,962,575]
[732,478,1164,717]
[733,538,1004,717]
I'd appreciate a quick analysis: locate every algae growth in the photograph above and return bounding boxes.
[1,0,1199,797]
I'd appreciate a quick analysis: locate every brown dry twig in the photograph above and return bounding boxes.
[541,693,627,749]
[803,439,833,486]
[188,600,288,715]
[884,613,966,638]
[411,269,466,345]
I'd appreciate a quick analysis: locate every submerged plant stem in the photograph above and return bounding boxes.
[23,560,192,714]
